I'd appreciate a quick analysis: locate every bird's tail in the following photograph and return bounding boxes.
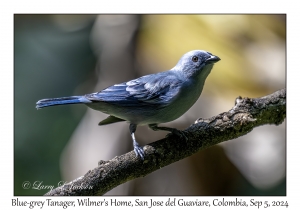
[36,96,91,109]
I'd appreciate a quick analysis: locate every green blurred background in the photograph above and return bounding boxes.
[14,14,286,195]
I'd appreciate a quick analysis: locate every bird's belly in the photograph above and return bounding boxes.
[142,90,200,124]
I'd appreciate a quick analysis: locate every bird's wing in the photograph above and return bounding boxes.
[85,72,183,107]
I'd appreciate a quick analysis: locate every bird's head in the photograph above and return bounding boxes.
[174,50,220,79]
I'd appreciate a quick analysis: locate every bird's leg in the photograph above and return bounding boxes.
[129,123,145,159]
[148,124,188,140]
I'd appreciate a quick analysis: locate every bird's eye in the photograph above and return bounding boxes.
[192,56,198,62]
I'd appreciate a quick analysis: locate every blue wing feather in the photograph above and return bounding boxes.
[85,71,183,107]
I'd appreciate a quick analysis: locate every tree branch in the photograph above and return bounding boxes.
[45,88,286,196]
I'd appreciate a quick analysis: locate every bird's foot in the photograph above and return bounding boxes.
[168,128,188,141]
[133,140,145,160]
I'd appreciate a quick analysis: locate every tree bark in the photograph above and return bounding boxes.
[45,88,286,196]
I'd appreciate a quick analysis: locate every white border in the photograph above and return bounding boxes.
[2,0,299,208]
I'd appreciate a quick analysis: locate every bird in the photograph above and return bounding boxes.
[36,50,220,159]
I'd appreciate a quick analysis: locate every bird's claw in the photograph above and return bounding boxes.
[168,129,188,140]
[133,141,145,160]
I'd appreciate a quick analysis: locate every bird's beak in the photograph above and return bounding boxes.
[205,55,221,64]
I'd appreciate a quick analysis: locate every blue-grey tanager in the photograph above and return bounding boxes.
[36,50,220,159]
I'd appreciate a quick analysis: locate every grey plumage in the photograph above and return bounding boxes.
[36,50,220,159]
